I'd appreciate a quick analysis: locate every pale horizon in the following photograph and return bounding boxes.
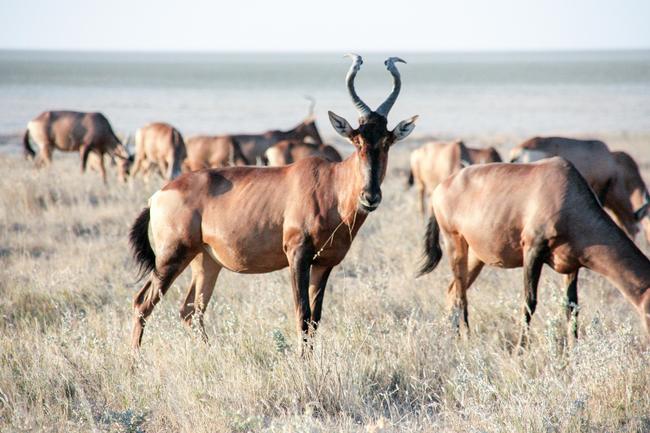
[2,0,649,52]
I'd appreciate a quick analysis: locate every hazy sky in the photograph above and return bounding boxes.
[2,0,649,52]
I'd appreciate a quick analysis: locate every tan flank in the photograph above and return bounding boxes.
[419,157,650,346]
[510,136,650,243]
[408,140,501,217]
[263,139,343,166]
[182,134,250,171]
[128,54,418,351]
[131,122,187,181]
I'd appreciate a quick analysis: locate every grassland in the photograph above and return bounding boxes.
[1,132,649,432]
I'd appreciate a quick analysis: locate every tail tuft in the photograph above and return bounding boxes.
[23,129,35,159]
[407,169,414,188]
[130,208,156,281]
[417,214,443,277]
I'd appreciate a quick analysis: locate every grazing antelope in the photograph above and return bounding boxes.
[262,139,343,166]
[182,135,250,171]
[510,137,650,243]
[419,157,650,346]
[23,110,131,183]
[408,140,501,217]
[128,54,417,350]
[209,101,324,166]
[611,151,650,242]
[182,99,322,171]
[130,122,187,181]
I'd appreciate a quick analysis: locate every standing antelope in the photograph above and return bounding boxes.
[262,139,343,166]
[23,110,131,183]
[128,55,417,350]
[408,140,502,217]
[130,122,187,181]
[418,157,650,346]
[510,137,650,243]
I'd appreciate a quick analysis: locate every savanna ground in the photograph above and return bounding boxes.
[1,132,649,432]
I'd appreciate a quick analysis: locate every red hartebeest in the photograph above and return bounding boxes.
[129,55,417,350]
[408,140,502,217]
[262,139,343,166]
[130,122,187,181]
[419,158,650,346]
[23,110,131,183]
[182,135,250,171]
[510,137,650,243]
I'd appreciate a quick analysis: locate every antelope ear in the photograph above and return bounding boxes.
[328,111,354,138]
[391,115,418,143]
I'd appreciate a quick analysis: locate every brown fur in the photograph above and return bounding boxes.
[128,56,417,351]
[409,140,501,217]
[420,157,650,345]
[263,140,343,166]
[24,110,130,183]
[187,117,324,168]
[182,135,249,171]
[131,122,187,181]
[510,137,650,243]
[235,117,323,164]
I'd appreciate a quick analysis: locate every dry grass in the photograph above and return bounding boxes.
[1,133,649,432]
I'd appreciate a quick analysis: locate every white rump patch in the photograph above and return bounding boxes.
[518,149,551,163]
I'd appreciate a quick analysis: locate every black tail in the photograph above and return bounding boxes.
[417,214,443,276]
[130,208,156,281]
[407,169,414,188]
[23,129,35,159]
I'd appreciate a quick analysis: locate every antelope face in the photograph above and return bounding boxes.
[329,111,417,212]
[110,143,132,183]
[328,54,417,213]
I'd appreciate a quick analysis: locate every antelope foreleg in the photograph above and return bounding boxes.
[286,237,314,353]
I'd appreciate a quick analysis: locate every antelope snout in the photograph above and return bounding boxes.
[359,190,382,212]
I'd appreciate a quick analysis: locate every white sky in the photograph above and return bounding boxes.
[1,0,649,52]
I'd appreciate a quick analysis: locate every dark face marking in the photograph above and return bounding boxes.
[351,114,392,212]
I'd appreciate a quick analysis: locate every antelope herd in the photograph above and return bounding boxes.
[19,54,650,353]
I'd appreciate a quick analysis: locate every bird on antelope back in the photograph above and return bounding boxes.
[128,54,417,352]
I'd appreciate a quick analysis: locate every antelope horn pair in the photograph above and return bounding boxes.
[344,53,406,119]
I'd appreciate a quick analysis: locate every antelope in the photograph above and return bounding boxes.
[262,139,343,166]
[130,122,187,181]
[236,115,323,165]
[182,135,250,171]
[128,54,417,350]
[418,157,650,346]
[408,140,501,217]
[510,137,650,243]
[611,151,650,242]
[23,110,131,183]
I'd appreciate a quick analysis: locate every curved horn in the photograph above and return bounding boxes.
[376,56,406,118]
[344,53,372,118]
[304,95,316,117]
